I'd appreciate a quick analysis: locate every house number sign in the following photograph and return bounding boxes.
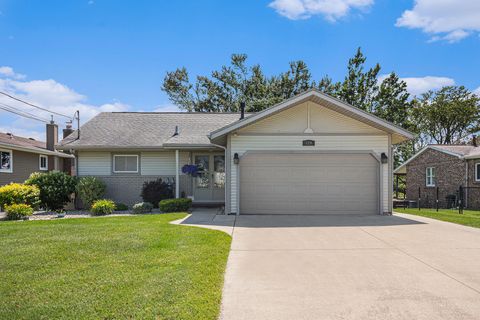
[302,139,315,146]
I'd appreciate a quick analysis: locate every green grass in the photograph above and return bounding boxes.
[395,208,480,228]
[0,214,231,320]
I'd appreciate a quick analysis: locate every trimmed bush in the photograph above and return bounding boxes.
[0,183,40,209]
[132,202,153,214]
[25,171,77,211]
[76,177,106,209]
[159,198,192,213]
[90,199,116,216]
[140,178,173,208]
[115,203,129,211]
[5,203,34,220]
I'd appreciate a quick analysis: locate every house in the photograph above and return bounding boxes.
[57,89,413,215]
[394,144,480,209]
[0,122,75,186]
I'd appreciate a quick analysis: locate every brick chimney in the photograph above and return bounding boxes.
[46,121,58,151]
[473,135,478,147]
[63,122,74,139]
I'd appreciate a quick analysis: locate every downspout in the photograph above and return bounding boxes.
[210,143,227,215]
[465,159,469,208]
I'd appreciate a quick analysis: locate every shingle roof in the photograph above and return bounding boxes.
[0,131,73,157]
[431,145,477,156]
[58,112,247,149]
[0,132,46,150]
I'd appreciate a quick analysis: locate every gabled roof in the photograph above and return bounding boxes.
[394,144,480,174]
[57,112,248,150]
[209,89,414,144]
[0,132,73,158]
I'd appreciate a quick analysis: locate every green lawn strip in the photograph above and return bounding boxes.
[0,214,231,320]
[395,208,480,228]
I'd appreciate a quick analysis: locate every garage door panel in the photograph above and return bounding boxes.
[240,153,378,215]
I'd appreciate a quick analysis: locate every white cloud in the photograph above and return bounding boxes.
[153,104,181,112]
[474,86,480,96]
[0,66,26,79]
[379,74,455,96]
[268,0,374,21]
[396,0,480,43]
[0,67,131,139]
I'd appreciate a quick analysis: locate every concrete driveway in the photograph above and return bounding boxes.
[178,212,480,319]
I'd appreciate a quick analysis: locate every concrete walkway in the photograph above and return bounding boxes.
[177,211,480,320]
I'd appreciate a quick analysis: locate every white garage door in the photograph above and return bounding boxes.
[239,153,379,215]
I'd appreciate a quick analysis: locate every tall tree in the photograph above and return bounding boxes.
[411,86,480,144]
[162,54,315,112]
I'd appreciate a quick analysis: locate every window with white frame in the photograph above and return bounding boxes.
[113,155,138,173]
[0,149,12,173]
[426,167,436,187]
[476,163,480,182]
[39,155,48,170]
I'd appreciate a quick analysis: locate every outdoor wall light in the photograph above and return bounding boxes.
[233,153,240,165]
[381,152,388,164]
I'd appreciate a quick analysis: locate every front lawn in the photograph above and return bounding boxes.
[394,208,480,228]
[0,214,231,319]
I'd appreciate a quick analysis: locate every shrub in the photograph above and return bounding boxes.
[140,178,173,208]
[90,199,116,216]
[25,171,77,211]
[0,183,40,209]
[132,202,153,214]
[76,177,106,209]
[115,203,129,211]
[159,198,192,213]
[5,203,34,220]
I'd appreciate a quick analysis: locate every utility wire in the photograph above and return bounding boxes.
[0,102,50,123]
[0,91,72,119]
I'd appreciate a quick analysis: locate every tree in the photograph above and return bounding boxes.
[162,54,316,112]
[411,86,480,144]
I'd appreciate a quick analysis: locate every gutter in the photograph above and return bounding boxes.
[0,142,74,158]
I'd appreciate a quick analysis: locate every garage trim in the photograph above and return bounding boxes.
[237,150,382,215]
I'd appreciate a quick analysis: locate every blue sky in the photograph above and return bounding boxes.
[0,0,479,140]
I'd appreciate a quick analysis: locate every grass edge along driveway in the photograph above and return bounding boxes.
[0,213,231,320]
[395,208,480,228]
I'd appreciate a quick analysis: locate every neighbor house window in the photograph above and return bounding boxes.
[39,155,48,170]
[0,149,12,173]
[426,167,436,187]
[113,155,138,173]
[476,163,480,182]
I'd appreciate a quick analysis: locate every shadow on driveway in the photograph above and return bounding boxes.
[180,211,425,229]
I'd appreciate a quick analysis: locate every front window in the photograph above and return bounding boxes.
[0,149,12,173]
[476,163,480,182]
[113,155,138,173]
[39,155,48,170]
[426,167,436,187]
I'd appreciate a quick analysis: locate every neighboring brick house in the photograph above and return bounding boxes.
[0,122,74,186]
[394,144,480,209]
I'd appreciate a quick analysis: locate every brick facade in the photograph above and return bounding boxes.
[406,148,466,208]
[406,148,480,209]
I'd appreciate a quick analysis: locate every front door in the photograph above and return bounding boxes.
[193,153,225,202]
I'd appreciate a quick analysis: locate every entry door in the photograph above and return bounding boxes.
[193,154,225,202]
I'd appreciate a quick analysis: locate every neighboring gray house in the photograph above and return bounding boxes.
[0,123,74,186]
[394,144,480,209]
[57,90,413,215]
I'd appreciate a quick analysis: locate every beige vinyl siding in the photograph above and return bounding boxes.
[240,101,383,134]
[141,151,190,175]
[77,151,111,176]
[229,135,389,214]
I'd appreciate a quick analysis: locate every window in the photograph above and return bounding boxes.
[476,163,480,182]
[39,155,48,170]
[0,149,12,173]
[426,167,436,187]
[113,155,138,173]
